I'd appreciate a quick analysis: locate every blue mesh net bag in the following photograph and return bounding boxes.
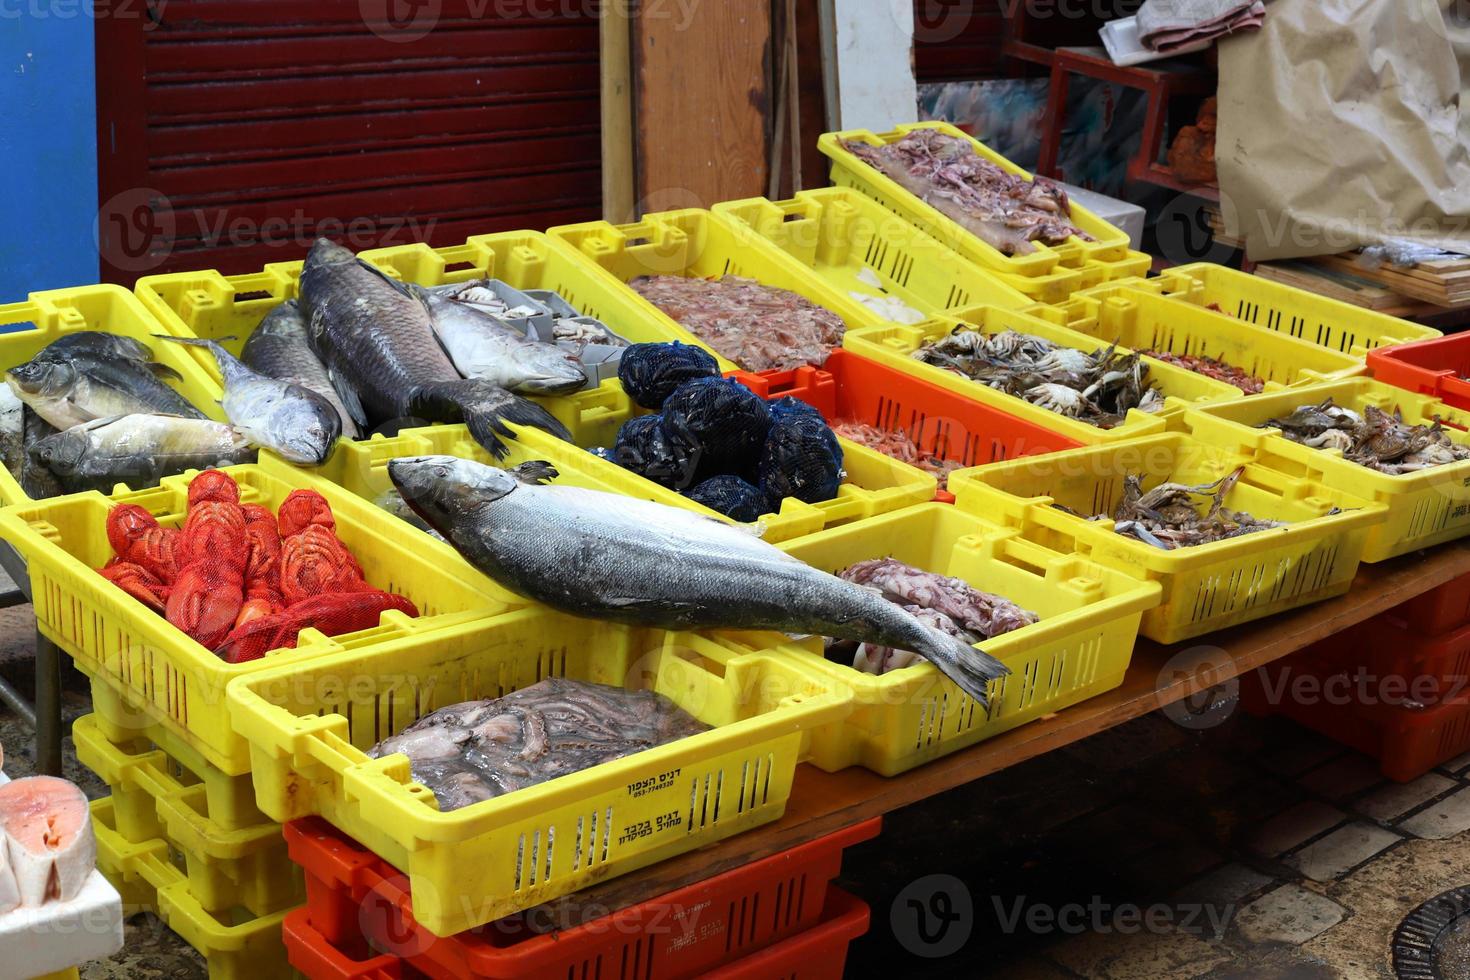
[586,446,617,463]
[617,342,721,410]
[660,378,772,484]
[612,414,688,487]
[767,396,824,424]
[758,412,843,505]
[684,475,768,522]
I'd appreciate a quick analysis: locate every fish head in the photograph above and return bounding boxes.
[303,237,358,272]
[269,387,343,465]
[510,347,589,395]
[29,425,88,476]
[388,455,518,534]
[7,359,77,399]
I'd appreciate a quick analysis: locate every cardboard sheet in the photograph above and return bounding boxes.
[1217,0,1470,260]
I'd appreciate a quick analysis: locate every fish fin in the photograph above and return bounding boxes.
[509,460,558,485]
[326,367,369,431]
[913,628,1009,709]
[410,380,572,460]
[147,362,185,382]
[354,257,419,300]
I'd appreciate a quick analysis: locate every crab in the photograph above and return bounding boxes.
[1033,347,1095,381]
[1024,383,1089,417]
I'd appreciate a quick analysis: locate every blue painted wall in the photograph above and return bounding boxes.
[0,14,97,298]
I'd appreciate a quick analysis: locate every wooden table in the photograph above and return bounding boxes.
[549,540,1470,922]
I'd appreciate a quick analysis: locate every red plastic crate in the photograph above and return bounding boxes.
[703,889,870,980]
[1368,334,1470,412]
[285,892,870,980]
[1392,572,1470,636]
[285,908,423,980]
[286,816,880,980]
[1244,644,1470,782]
[1357,615,1470,700]
[731,349,1082,502]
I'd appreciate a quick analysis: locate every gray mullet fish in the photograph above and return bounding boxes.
[242,301,361,439]
[6,334,203,430]
[389,456,1010,705]
[298,239,571,457]
[158,336,341,465]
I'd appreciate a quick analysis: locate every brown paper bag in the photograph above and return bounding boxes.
[1217,0,1470,260]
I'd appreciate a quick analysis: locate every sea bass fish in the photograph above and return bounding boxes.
[32,414,255,484]
[389,456,1010,704]
[0,776,95,906]
[297,238,571,456]
[420,288,586,395]
[6,336,204,430]
[241,301,360,439]
[159,336,341,465]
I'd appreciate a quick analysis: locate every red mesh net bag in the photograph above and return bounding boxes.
[217,591,419,664]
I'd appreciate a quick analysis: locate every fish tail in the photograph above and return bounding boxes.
[410,379,573,460]
[909,627,1009,708]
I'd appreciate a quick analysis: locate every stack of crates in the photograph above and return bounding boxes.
[280,816,877,980]
[76,715,299,978]
[1243,572,1470,782]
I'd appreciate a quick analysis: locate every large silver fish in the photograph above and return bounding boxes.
[32,414,255,484]
[389,456,1010,705]
[0,385,21,485]
[158,336,341,465]
[241,301,360,439]
[297,238,571,456]
[6,336,204,430]
[420,288,587,395]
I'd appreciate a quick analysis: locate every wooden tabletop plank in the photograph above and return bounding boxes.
[537,541,1470,925]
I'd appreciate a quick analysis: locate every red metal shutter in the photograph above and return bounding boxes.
[95,0,602,282]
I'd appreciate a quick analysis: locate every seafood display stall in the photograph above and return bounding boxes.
[2,107,1470,980]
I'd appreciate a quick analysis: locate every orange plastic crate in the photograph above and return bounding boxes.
[702,890,869,980]
[285,815,880,979]
[1393,572,1470,636]
[1245,643,1470,782]
[284,909,418,980]
[1368,334,1470,412]
[731,349,1081,502]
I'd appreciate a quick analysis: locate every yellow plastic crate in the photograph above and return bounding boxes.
[769,505,1159,776]
[1184,378,1470,563]
[991,250,1154,305]
[712,187,1034,316]
[91,798,291,980]
[818,121,1133,277]
[0,284,228,505]
[84,682,263,831]
[0,465,519,776]
[548,208,882,372]
[842,305,1243,446]
[1133,264,1441,357]
[75,714,299,916]
[133,231,692,449]
[1034,281,1367,387]
[226,609,848,937]
[949,433,1388,643]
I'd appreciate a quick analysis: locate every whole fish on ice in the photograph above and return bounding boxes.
[242,300,361,439]
[298,238,571,456]
[389,456,1010,704]
[159,336,341,465]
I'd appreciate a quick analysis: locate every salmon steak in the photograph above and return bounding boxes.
[0,776,96,906]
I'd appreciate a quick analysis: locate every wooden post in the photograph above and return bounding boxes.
[601,3,636,224]
[634,1,773,212]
